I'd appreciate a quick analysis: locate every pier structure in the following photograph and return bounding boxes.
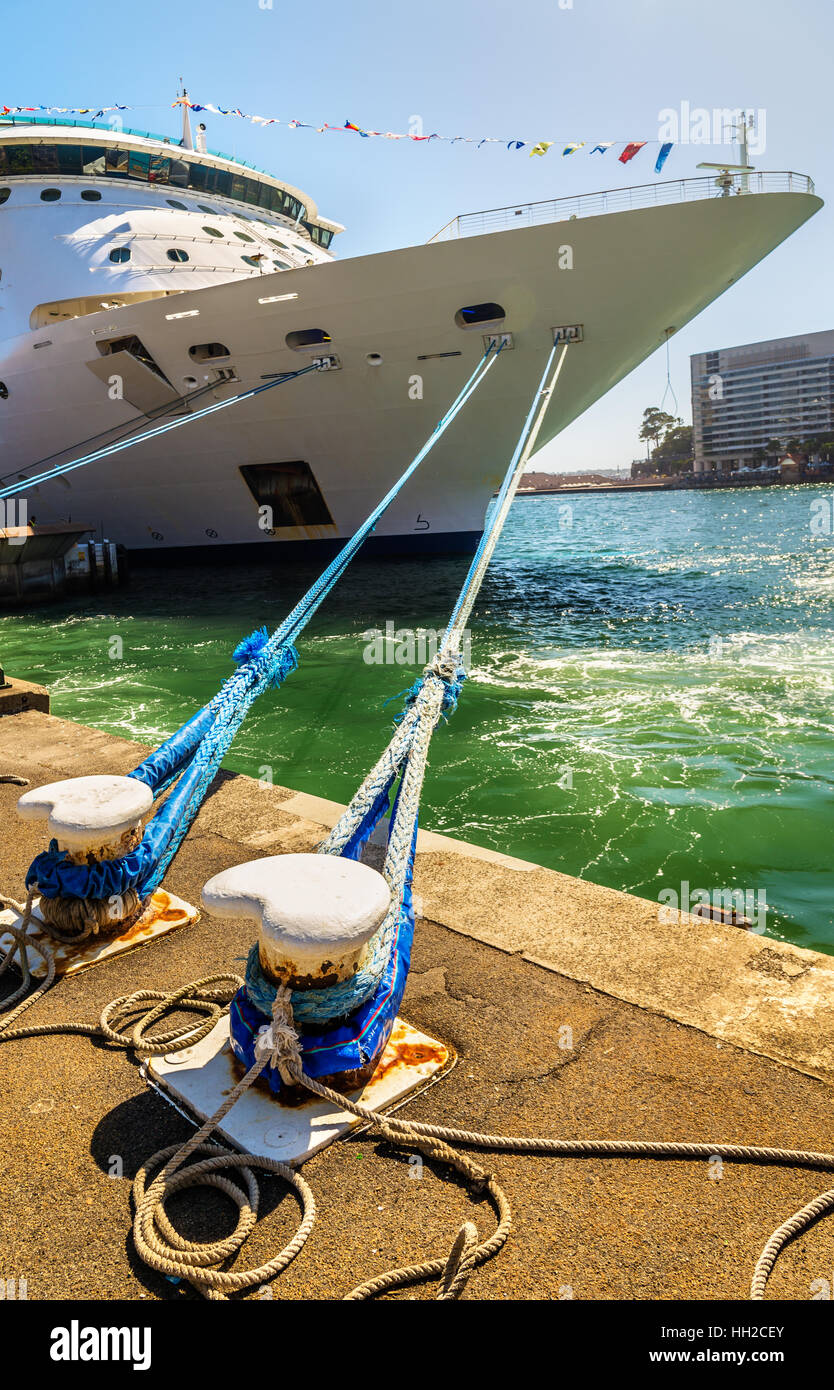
[1,705,833,1299]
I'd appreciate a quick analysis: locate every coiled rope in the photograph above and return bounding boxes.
[0,893,241,1049]
[4,777,834,1297]
[2,925,832,1300]
[127,987,834,1301]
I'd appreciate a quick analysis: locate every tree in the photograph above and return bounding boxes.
[639,407,678,458]
[654,424,693,461]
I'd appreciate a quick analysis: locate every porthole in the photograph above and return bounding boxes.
[166,198,188,210]
[286,328,332,352]
[234,230,255,242]
[455,302,506,330]
[269,238,289,250]
[0,381,8,399]
[40,188,61,202]
[202,225,223,238]
[167,248,189,263]
[188,342,231,362]
[109,247,131,263]
[0,188,12,205]
[197,204,215,214]
[81,189,102,201]
[273,259,290,270]
[242,255,264,267]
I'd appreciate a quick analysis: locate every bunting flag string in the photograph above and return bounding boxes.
[0,101,677,171]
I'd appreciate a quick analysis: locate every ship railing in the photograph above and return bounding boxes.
[427,171,816,242]
[0,112,275,177]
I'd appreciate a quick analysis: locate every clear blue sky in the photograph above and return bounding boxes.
[5,0,832,470]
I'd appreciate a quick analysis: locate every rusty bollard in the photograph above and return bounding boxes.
[17,774,154,936]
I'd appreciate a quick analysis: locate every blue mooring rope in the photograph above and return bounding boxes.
[26,345,503,903]
[0,366,320,500]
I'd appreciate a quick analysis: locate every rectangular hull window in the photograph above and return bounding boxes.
[240,461,333,528]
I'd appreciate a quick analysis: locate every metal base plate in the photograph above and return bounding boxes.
[0,889,198,979]
[149,1016,455,1165]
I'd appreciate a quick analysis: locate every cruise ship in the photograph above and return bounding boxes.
[0,105,822,558]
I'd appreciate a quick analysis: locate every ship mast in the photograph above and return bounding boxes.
[736,111,751,193]
[178,78,194,150]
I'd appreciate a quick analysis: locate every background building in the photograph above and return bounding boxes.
[691,328,834,473]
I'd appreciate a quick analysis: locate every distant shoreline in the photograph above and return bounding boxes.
[503,477,834,497]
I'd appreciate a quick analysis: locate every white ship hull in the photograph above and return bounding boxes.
[0,161,821,557]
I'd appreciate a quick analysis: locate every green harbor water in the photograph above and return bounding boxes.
[3,485,833,953]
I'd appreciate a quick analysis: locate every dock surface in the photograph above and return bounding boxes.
[1,709,833,1301]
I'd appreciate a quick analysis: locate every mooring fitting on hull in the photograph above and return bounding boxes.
[17,774,154,938]
[202,853,391,992]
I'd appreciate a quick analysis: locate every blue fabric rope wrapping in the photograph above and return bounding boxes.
[229,785,419,1085]
[230,343,555,1080]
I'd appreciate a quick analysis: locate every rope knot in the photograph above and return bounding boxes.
[426,652,467,721]
[233,628,299,690]
[255,985,302,1085]
[389,651,467,727]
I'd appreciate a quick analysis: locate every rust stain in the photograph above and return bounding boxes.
[150,890,187,924]
[1,888,197,980]
[226,1019,448,1108]
[257,945,352,992]
[371,1036,449,1085]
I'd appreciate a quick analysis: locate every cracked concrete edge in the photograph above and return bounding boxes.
[4,709,834,1087]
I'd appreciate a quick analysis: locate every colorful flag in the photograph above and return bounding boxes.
[5,98,677,178]
[619,142,647,164]
[655,141,674,173]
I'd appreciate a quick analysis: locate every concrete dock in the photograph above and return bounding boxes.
[1,707,833,1301]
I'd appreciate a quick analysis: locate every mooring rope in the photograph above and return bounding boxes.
[24,343,504,918]
[0,892,242,1047]
[0,364,322,501]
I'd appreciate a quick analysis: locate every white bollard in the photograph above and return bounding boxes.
[17,775,154,864]
[17,775,154,935]
[201,853,391,991]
